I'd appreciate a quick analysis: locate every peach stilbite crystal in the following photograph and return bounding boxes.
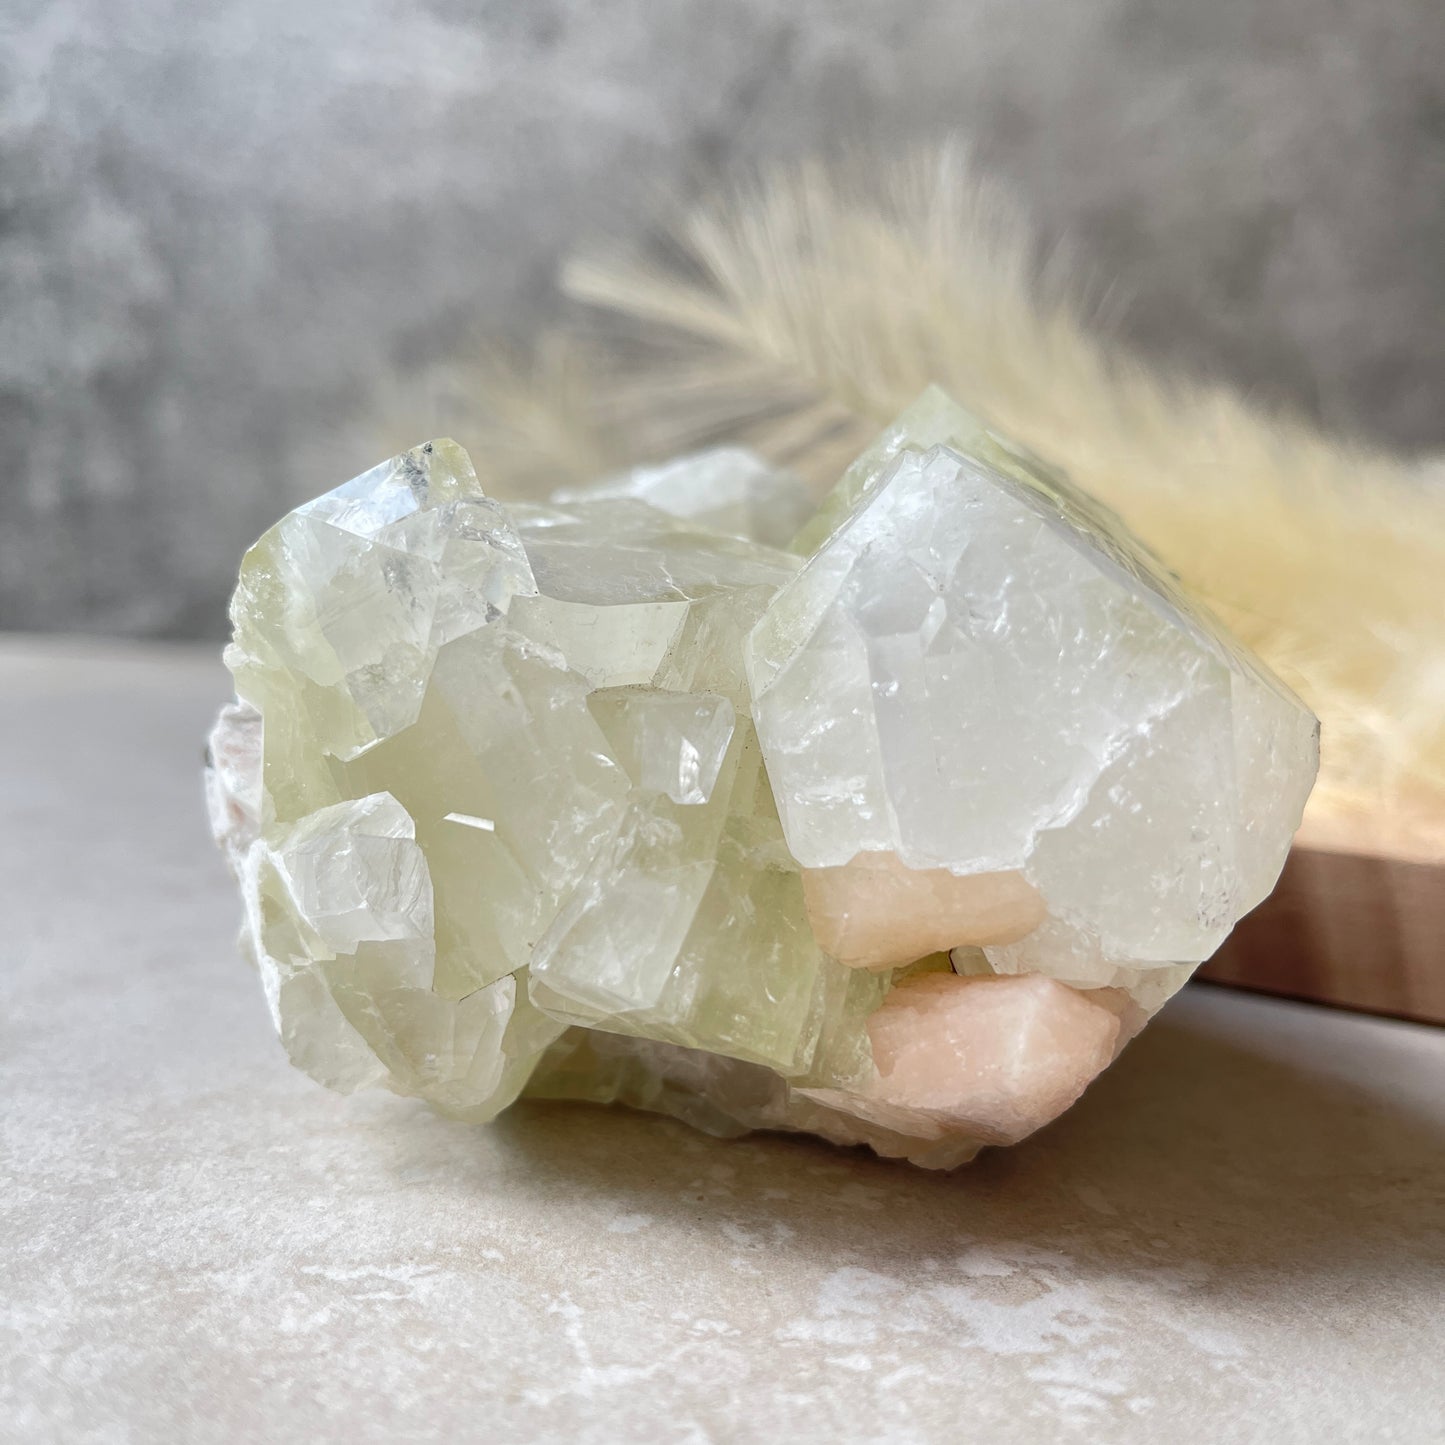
[850,973,1121,1143]
[207,389,1317,1167]
[802,853,1046,968]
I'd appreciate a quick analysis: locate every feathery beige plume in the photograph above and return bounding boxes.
[469,143,1445,854]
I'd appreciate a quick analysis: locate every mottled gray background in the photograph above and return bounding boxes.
[3,0,1443,639]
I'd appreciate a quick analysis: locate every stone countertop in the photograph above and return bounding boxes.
[3,636,1442,1444]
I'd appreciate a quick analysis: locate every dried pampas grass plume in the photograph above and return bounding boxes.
[473,143,1445,854]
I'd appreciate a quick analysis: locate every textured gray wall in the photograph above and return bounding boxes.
[3,0,1443,638]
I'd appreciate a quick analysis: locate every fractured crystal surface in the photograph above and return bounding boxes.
[210,394,1317,1165]
[553,447,814,548]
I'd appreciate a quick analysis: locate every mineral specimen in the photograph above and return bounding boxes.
[209,392,1318,1167]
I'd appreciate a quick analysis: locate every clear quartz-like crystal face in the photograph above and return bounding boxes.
[211,404,1317,1167]
[745,421,1319,999]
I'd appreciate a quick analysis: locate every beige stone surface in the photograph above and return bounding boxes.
[3,637,1443,1443]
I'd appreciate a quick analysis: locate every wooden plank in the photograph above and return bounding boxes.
[1201,820,1445,1024]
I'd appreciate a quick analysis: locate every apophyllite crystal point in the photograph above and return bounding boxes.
[209,393,1318,1167]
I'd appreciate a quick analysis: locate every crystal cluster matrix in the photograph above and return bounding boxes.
[208,389,1318,1167]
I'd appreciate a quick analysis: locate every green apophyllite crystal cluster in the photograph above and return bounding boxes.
[208,389,1318,1167]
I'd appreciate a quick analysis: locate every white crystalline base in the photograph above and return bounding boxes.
[528,970,1133,1168]
[210,400,1317,1167]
